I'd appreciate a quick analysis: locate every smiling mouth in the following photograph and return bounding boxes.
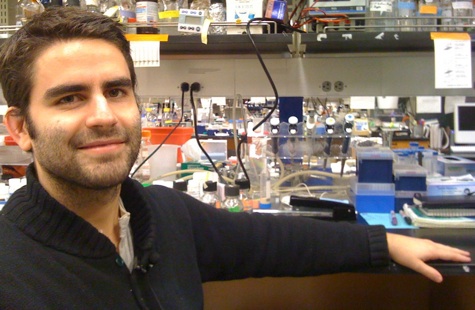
[78,140,125,150]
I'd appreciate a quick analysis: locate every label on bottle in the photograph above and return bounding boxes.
[370,0,393,12]
[136,1,159,23]
[227,205,242,212]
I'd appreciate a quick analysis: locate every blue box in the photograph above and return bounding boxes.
[356,147,394,183]
[393,164,427,191]
[350,180,395,213]
[265,0,287,20]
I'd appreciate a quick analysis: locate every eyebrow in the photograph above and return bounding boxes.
[43,78,134,101]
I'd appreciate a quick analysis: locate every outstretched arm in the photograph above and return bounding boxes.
[386,233,471,283]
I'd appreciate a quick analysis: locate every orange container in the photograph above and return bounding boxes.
[143,127,194,145]
[143,127,194,163]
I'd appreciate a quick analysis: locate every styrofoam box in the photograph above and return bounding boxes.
[350,180,395,213]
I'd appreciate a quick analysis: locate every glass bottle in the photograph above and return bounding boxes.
[136,0,159,34]
[18,0,44,25]
[222,184,243,212]
[452,0,473,31]
[201,180,219,208]
[187,179,201,200]
[417,0,439,32]
[397,0,416,31]
[365,0,397,31]
[190,0,210,12]
[235,178,251,212]
[209,0,226,35]
[132,129,152,183]
[440,0,454,31]
[85,0,100,12]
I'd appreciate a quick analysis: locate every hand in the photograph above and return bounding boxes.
[386,233,471,283]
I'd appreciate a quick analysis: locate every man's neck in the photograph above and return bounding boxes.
[38,173,123,248]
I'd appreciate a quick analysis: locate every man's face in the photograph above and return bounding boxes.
[26,39,141,189]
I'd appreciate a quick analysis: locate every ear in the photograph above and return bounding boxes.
[4,107,32,152]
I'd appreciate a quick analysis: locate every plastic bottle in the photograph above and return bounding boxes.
[132,129,152,183]
[201,180,219,208]
[222,184,243,212]
[136,0,159,34]
[365,0,397,31]
[397,0,417,31]
[235,178,251,212]
[208,0,226,35]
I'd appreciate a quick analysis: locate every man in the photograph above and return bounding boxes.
[0,7,470,309]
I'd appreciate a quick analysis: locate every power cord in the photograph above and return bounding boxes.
[130,82,189,179]
[189,82,227,184]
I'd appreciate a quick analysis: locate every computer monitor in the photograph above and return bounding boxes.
[454,102,475,145]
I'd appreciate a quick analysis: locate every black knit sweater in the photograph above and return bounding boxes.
[0,165,389,309]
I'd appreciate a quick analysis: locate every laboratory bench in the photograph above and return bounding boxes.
[202,219,475,309]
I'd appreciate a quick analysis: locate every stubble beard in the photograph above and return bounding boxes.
[26,114,141,190]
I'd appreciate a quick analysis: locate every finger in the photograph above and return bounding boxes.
[430,244,471,262]
[413,261,443,283]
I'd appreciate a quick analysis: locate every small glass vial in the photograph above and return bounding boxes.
[201,180,219,208]
[222,185,243,213]
[235,178,251,212]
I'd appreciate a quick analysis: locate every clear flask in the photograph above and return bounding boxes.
[201,180,219,208]
[222,185,243,212]
[132,129,152,183]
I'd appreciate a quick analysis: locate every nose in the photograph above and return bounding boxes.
[85,95,118,128]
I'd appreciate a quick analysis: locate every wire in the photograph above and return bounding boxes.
[189,84,227,184]
[245,18,280,133]
[130,85,188,179]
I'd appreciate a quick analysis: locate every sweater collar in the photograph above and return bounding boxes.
[2,164,157,262]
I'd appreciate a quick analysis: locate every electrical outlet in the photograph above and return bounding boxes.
[334,81,345,92]
[321,81,331,92]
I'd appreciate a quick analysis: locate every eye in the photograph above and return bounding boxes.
[107,88,126,98]
[58,95,81,105]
